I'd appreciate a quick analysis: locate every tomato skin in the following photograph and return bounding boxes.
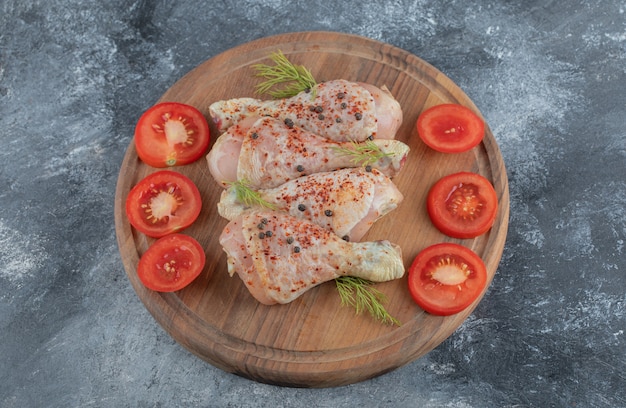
[125,170,202,238]
[417,104,484,153]
[427,172,498,239]
[408,243,487,316]
[137,234,206,292]
[135,102,210,167]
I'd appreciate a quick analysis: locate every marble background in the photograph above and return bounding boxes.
[1,0,624,407]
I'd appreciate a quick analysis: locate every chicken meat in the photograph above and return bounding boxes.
[206,116,409,189]
[218,167,403,242]
[219,210,405,305]
[209,79,403,142]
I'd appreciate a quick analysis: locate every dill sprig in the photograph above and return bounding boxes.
[252,50,317,99]
[332,140,395,167]
[225,179,277,210]
[335,276,401,326]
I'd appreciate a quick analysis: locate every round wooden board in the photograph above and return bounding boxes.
[114,31,509,388]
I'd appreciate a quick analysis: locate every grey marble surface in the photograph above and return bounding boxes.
[1,1,625,407]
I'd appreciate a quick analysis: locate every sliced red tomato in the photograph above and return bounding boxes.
[135,102,210,167]
[125,170,202,238]
[427,172,498,239]
[417,104,484,153]
[408,243,487,316]
[137,234,206,292]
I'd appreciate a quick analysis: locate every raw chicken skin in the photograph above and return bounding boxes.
[205,116,256,185]
[218,168,404,242]
[206,116,409,189]
[209,79,402,142]
[357,83,403,140]
[219,210,405,305]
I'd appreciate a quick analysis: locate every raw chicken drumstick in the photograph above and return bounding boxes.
[206,116,409,189]
[209,79,403,142]
[217,167,404,242]
[219,210,405,305]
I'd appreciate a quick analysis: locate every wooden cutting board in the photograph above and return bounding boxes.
[114,31,509,388]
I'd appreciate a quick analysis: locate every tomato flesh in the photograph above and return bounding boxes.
[417,104,484,153]
[125,170,202,238]
[137,234,206,292]
[408,243,487,316]
[135,102,210,167]
[427,172,498,239]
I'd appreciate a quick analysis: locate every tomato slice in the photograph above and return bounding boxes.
[427,172,498,239]
[135,102,210,167]
[408,243,487,316]
[416,104,484,153]
[137,234,206,292]
[125,170,202,238]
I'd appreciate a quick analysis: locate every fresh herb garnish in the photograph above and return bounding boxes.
[332,140,395,167]
[335,276,400,326]
[253,50,317,99]
[225,179,277,209]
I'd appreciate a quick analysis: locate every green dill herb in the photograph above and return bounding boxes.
[225,179,277,210]
[335,276,401,326]
[252,50,317,99]
[332,140,395,167]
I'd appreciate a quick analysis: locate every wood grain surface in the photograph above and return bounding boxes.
[114,31,510,388]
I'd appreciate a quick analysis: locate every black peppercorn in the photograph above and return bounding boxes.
[314,105,323,113]
[337,92,345,99]
[341,102,347,109]
[284,118,294,128]
[258,232,265,239]
[317,114,324,120]
[342,235,350,241]
[365,165,372,172]
[296,164,304,172]
[325,209,333,216]
[251,132,259,139]
[265,230,273,237]
[355,112,362,120]
[335,118,342,123]
[286,236,294,244]
[294,246,301,253]
[298,204,306,211]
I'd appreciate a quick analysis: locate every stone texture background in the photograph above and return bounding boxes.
[1,1,624,407]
